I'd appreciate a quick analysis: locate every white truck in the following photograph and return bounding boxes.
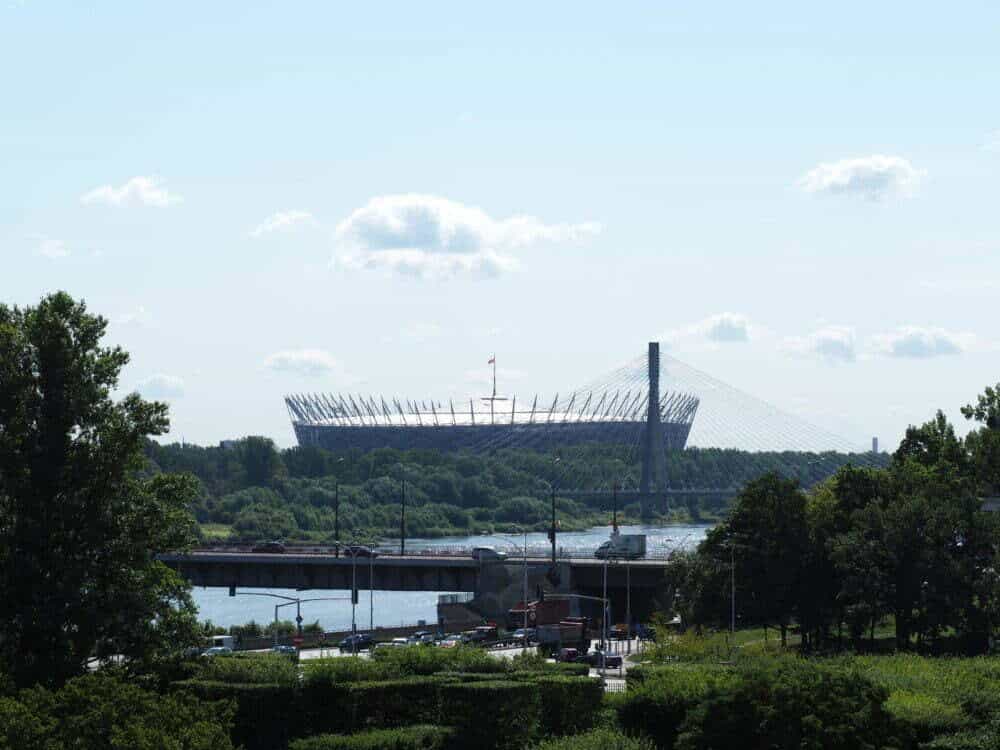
[594,531,646,560]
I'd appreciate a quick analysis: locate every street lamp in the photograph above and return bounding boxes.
[333,457,344,558]
[231,590,348,649]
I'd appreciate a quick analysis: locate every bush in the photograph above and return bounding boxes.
[674,658,897,750]
[198,653,300,685]
[440,680,540,750]
[924,717,1000,750]
[885,691,970,748]
[173,680,297,750]
[533,676,604,736]
[3,673,234,750]
[290,725,454,750]
[347,679,444,729]
[305,657,386,685]
[617,664,734,750]
[370,645,507,677]
[532,728,656,750]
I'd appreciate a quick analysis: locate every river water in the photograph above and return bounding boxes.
[191,523,713,630]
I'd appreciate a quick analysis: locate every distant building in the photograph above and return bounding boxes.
[219,439,239,451]
[872,436,879,454]
[285,389,699,454]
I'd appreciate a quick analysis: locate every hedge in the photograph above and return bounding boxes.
[173,680,298,750]
[533,728,657,750]
[198,653,300,685]
[533,676,604,736]
[616,665,737,750]
[289,725,454,750]
[439,680,541,750]
[347,678,444,729]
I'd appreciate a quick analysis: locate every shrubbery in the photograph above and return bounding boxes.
[290,725,454,750]
[439,681,541,750]
[1,672,234,750]
[198,652,300,685]
[533,728,656,750]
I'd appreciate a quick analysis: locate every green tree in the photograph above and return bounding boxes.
[699,473,809,645]
[963,383,1000,494]
[238,436,285,487]
[0,292,201,688]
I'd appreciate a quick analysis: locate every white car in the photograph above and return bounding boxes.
[471,546,507,562]
[201,646,233,657]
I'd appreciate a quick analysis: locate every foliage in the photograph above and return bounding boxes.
[533,728,656,750]
[532,675,604,736]
[197,653,300,685]
[617,663,738,749]
[438,680,541,750]
[289,725,454,750]
[673,658,897,750]
[673,396,1000,654]
[172,680,297,750]
[0,292,201,688]
[145,437,882,540]
[345,678,445,729]
[368,643,508,676]
[0,672,234,750]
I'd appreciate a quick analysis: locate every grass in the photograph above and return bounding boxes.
[200,523,232,540]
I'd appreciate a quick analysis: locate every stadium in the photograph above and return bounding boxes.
[285,343,699,455]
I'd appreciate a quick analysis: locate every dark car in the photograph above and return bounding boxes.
[271,644,297,655]
[344,545,378,558]
[575,650,623,668]
[252,540,286,554]
[340,633,374,651]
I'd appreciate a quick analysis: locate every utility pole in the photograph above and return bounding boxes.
[400,478,406,557]
[612,482,619,532]
[333,480,340,557]
[549,484,557,566]
[730,543,736,634]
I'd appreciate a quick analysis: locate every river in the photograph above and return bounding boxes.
[191,523,713,630]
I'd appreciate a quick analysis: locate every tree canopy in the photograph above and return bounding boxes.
[0,292,201,688]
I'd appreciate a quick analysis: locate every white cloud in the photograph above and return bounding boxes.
[783,325,857,363]
[869,326,967,359]
[665,312,752,346]
[138,373,185,399]
[80,176,181,208]
[331,194,600,278]
[250,210,314,238]
[798,155,925,200]
[115,306,150,326]
[35,236,70,259]
[264,349,339,377]
[699,312,751,343]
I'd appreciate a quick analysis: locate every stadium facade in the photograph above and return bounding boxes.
[285,346,698,456]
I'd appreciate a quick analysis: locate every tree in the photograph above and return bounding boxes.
[0,292,201,688]
[698,473,809,645]
[963,383,1000,494]
[238,436,285,487]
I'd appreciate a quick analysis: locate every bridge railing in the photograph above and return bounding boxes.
[193,543,680,560]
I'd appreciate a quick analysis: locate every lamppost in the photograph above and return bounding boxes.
[231,590,347,648]
[400,477,406,557]
[333,457,344,557]
[344,540,378,654]
[548,457,561,569]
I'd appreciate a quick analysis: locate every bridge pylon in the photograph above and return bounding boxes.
[639,341,666,520]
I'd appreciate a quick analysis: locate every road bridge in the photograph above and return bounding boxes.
[159,550,671,593]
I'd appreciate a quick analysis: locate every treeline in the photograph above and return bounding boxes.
[143,438,885,541]
[670,388,1000,654]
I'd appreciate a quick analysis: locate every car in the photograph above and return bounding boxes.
[271,644,297,655]
[251,540,286,554]
[344,545,378,558]
[575,650,623,668]
[438,637,463,648]
[471,546,507,562]
[408,630,434,644]
[512,627,537,643]
[201,646,233,657]
[339,633,374,651]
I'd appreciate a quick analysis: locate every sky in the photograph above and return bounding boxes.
[2,2,999,450]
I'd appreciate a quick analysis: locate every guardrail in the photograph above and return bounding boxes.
[192,544,679,560]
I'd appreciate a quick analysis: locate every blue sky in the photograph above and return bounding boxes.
[3,1,999,448]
